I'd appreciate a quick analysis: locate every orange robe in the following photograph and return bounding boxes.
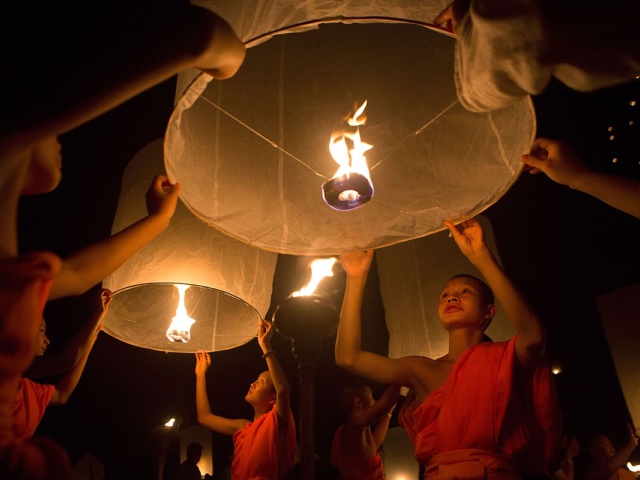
[400,338,561,479]
[232,406,296,480]
[330,425,386,480]
[12,378,55,440]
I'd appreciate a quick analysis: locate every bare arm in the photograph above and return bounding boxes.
[522,138,640,219]
[587,425,638,480]
[48,290,110,405]
[49,175,179,300]
[257,319,291,421]
[446,218,546,367]
[0,5,245,157]
[335,251,415,387]
[194,351,248,436]
[27,288,112,377]
[370,386,401,449]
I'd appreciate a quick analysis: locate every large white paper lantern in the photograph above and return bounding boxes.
[165,1,534,256]
[101,139,277,352]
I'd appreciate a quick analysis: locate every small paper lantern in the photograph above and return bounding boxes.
[101,139,277,352]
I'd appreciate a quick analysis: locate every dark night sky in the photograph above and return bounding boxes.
[10,3,640,479]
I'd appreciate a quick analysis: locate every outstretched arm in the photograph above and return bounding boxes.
[194,351,248,436]
[335,251,414,387]
[445,218,546,367]
[522,138,640,219]
[587,424,638,480]
[257,319,291,421]
[49,175,179,300]
[371,385,401,449]
[48,289,110,405]
[0,5,245,157]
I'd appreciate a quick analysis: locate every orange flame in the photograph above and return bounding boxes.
[292,258,337,297]
[329,101,373,184]
[166,284,196,343]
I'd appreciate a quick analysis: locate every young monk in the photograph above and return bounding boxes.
[330,383,400,480]
[195,319,296,480]
[335,217,562,479]
[13,288,110,441]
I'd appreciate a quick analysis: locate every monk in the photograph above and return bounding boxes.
[330,383,400,480]
[335,217,562,479]
[195,319,296,480]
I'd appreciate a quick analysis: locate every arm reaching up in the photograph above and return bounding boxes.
[257,319,291,421]
[445,218,546,367]
[194,351,248,436]
[522,137,640,219]
[49,175,180,299]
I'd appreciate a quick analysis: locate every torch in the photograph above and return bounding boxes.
[272,258,339,480]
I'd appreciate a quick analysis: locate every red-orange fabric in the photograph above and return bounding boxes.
[12,378,55,440]
[402,338,561,479]
[330,425,386,480]
[232,406,297,480]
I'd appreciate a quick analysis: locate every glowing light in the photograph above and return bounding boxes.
[608,126,613,131]
[630,100,636,106]
[610,135,615,140]
[166,284,196,343]
[292,258,338,297]
[165,418,176,427]
[552,367,561,375]
[322,101,374,211]
[627,462,640,472]
[613,158,618,163]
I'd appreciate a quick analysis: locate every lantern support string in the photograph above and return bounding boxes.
[368,99,459,172]
[199,95,327,178]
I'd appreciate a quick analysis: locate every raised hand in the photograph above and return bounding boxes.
[257,319,273,351]
[340,250,374,278]
[521,138,590,187]
[445,218,489,260]
[195,350,211,377]
[145,175,181,221]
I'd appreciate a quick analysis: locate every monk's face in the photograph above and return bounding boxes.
[357,387,375,408]
[589,435,615,463]
[438,277,493,330]
[34,319,50,356]
[245,371,275,407]
[21,136,62,195]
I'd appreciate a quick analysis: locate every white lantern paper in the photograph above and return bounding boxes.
[165,1,534,256]
[101,139,277,352]
[376,215,516,360]
[381,426,420,480]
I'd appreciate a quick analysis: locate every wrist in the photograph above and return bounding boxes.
[262,350,276,360]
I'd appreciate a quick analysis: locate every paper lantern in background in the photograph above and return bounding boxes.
[376,215,516,360]
[382,426,420,480]
[101,139,278,352]
[165,0,535,256]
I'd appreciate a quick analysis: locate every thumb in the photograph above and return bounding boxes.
[521,153,543,170]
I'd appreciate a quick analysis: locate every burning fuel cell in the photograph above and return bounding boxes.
[322,101,374,211]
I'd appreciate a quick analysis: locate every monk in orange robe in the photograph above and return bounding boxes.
[195,319,296,480]
[336,218,562,479]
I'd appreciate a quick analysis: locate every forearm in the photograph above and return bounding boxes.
[1,6,242,151]
[50,347,93,405]
[372,414,392,449]
[470,250,546,361]
[50,214,170,299]
[573,170,640,219]
[195,374,213,420]
[335,274,367,367]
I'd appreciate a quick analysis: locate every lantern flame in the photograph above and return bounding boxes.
[166,284,196,343]
[165,418,176,427]
[292,258,337,297]
[628,462,640,473]
[329,100,373,182]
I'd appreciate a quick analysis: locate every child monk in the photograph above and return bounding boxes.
[335,217,562,479]
[330,383,400,480]
[195,319,296,480]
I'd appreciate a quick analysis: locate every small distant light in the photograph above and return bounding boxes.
[607,126,613,131]
[552,367,561,375]
[630,120,635,126]
[609,135,615,140]
[612,158,618,163]
[165,418,176,427]
[631,100,637,106]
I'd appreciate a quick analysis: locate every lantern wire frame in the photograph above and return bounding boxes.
[166,9,535,255]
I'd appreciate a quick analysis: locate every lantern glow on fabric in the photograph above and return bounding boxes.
[166,1,535,256]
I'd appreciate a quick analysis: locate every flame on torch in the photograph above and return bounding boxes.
[164,418,176,427]
[329,100,373,190]
[166,284,196,343]
[292,258,338,297]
